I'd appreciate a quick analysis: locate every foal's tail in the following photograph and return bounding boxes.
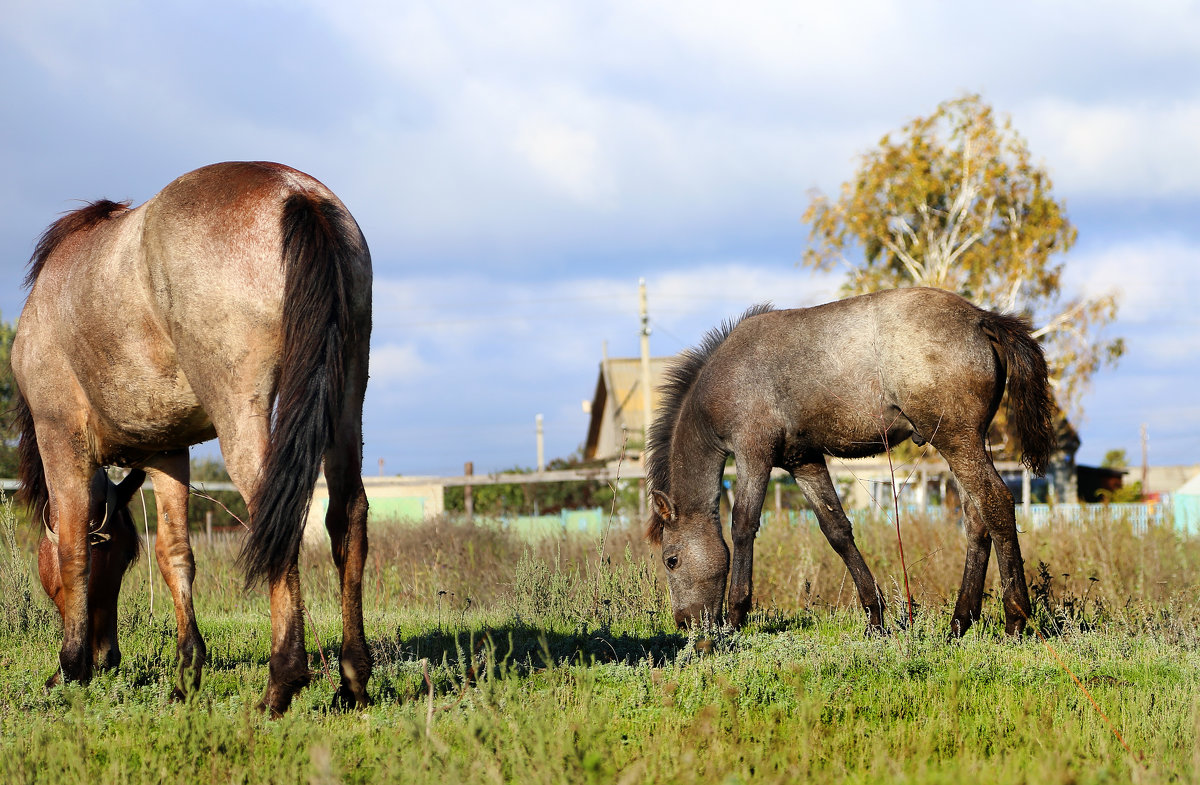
[979,310,1057,476]
[13,391,49,524]
[238,193,369,588]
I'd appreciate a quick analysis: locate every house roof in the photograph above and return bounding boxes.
[584,356,676,461]
[1174,471,1200,497]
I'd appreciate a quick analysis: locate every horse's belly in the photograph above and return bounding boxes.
[92,375,217,458]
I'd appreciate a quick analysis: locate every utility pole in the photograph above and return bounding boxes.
[639,278,652,520]
[1141,423,1149,496]
[464,461,474,522]
[639,278,653,453]
[536,413,545,472]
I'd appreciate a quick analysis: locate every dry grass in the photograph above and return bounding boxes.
[293,505,1200,635]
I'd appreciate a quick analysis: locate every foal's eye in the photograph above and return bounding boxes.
[665,555,679,571]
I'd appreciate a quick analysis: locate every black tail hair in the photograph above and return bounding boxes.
[14,392,48,523]
[980,310,1057,476]
[237,194,367,587]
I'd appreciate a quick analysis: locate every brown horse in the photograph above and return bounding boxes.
[645,287,1056,637]
[13,161,373,715]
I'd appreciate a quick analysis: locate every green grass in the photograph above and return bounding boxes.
[1,503,1199,784]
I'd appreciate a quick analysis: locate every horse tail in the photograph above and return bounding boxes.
[237,193,368,588]
[979,310,1056,476]
[13,391,48,524]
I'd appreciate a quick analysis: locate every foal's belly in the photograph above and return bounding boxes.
[779,411,916,464]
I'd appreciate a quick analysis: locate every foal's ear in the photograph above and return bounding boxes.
[114,469,146,507]
[650,490,677,523]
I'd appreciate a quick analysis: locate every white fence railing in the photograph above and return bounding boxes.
[762,502,1173,536]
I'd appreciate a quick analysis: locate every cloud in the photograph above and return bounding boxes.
[1021,98,1200,199]
[1067,237,1200,326]
[6,0,1200,471]
[369,342,430,385]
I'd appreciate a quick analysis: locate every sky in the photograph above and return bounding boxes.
[2,1,1199,477]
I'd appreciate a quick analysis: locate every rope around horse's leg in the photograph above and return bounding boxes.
[139,487,153,617]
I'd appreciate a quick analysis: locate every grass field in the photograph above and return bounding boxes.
[1,497,1199,784]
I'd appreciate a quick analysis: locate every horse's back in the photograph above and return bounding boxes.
[699,287,1004,457]
[144,162,343,303]
[14,162,368,463]
[141,162,368,418]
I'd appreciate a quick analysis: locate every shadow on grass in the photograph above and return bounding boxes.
[362,621,693,704]
[385,621,688,670]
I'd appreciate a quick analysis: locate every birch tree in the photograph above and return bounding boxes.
[803,94,1122,428]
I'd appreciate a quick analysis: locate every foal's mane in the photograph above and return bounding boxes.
[644,302,774,544]
[24,199,131,288]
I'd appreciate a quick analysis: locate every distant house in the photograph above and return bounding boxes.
[1076,464,1127,503]
[1173,473,1200,534]
[583,355,674,462]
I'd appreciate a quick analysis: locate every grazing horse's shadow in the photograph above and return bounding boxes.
[365,622,692,702]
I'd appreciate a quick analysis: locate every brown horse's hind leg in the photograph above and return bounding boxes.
[260,564,310,717]
[144,450,206,698]
[218,419,310,715]
[323,350,372,709]
[793,461,887,631]
[323,450,371,708]
[942,444,1032,636]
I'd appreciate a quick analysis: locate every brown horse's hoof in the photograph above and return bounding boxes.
[331,683,372,711]
[43,671,62,692]
[1004,617,1028,637]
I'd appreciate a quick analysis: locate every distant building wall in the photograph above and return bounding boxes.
[303,477,445,544]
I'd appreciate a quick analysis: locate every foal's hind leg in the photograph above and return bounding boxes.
[144,450,207,698]
[942,443,1032,636]
[793,461,886,631]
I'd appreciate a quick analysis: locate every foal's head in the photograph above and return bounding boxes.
[649,490,729,628]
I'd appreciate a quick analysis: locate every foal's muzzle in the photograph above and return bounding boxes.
[673,601,723,628]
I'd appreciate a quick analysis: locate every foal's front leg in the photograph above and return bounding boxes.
[793,462,886,632]
[727,461,770,628]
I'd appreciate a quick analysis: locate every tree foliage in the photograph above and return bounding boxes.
[803,94,1122,422]
[0,315,18,478]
